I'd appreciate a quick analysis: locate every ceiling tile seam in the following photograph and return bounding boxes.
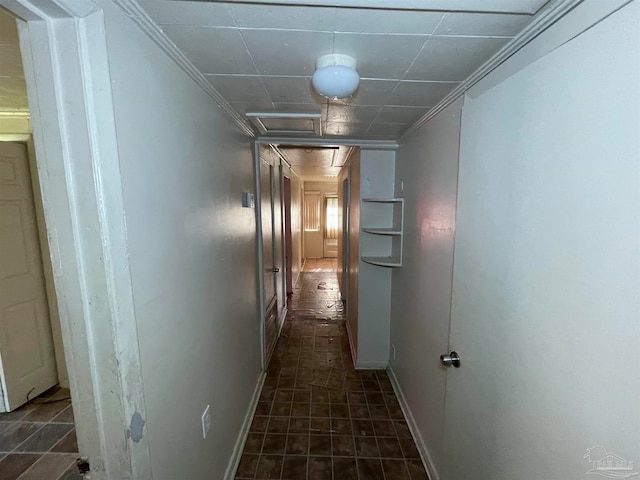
[112,0,256,137]
[398,0,584,144]
[227,6,278,112]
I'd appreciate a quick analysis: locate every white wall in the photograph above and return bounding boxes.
[289,173,302,286]
[100,3,261,478]
[389,97,462,469]
[390,2,639,479]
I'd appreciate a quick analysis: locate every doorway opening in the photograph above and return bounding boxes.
[0,7,78,478]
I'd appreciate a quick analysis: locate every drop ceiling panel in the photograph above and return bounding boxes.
[405,36,511,81]
[230,3,336,30]
[333,33,427,80]
[260,117,315,131]
[139,1,544,140]
[434,12,534,36]
[241,30,333,76]
[387,81,458,106]
[326,105,381,124]
[137,0,236,26]
[378,105,429,124]
[162,26,257,74]
[334,8,444,34]
[261,76,322,104]
[205,75,271,103]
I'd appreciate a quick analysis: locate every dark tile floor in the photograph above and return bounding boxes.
[0,386,82,480]
[236,261,429,480]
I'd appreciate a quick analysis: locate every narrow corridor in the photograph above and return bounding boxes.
[235,260,429,480]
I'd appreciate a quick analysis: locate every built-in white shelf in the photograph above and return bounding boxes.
[361,256,402,268]
[362,227,402,236]
[360,198,404,268]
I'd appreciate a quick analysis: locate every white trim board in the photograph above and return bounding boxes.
[223,372,267,480]
[387,365,441,480]
[355,360,389,370]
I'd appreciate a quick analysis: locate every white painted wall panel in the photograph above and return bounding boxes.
[389,98,462,471]
[101,5,260,478]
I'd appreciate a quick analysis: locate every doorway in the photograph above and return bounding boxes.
[323,194,339,258]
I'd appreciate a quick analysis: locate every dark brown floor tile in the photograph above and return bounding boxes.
[310,417,331,434]
[372,419,397,437]
[382,459,412,480]
[274,391,294,403]
[330,403,349,418]
[255,402,272,416]
[309,435,331,456]
[378,436,404,458]
[333,457,358,479]
[50,429,79,453]
[311,389,330,404]
[288,418,309,433]
[0,423,44,452]
[250,416,269,433]
[349,404,370,419]
[0,453,41,480]
[355,436,379,458]
[271,403,292,416]
[309,403,330,418]
[16,452,77,480]
[332,435,356,456]
[366,392,386,405]
[292,391,311,403]
[0,404,36,423]
[16,424,74,453]
[51,406,75,424]
[369,404,390,420]
[393,420,412,438]
[399,438,421,459]
[21,401,70,423]
[285,434,308,455]
[59,464,84,480]
[331,418,352,434]
[407,459,429,480]
[256,454,283,479]
[236,453,259,478]
[243,433,264,454]
[290,403,310,417]
[267,417,289,434]
[358,458,385,480]
[262,434,287,455]
[352,419,375,437]
[347,392,367,405]
[308,456,332,480]
[282,455,307,480]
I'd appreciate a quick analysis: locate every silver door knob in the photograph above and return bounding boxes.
[272,267,280,273]
[440,351,461,368]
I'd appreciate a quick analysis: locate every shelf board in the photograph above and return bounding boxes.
[361,256,402,267]
[362,198,404,203]
[362,227,402,236]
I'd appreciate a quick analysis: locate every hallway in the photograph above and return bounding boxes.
[235,261,428,480]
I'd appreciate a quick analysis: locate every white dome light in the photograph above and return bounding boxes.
[312,54,360,99]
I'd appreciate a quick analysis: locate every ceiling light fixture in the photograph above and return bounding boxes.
[312,54,360,99]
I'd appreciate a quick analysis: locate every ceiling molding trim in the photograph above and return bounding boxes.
[196,0,546,14]
[111,0,256,137]
[257,136,398,150]
[399,0,583,144]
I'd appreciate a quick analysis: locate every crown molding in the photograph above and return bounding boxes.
[399,0,583,144]
[112,0,256,138]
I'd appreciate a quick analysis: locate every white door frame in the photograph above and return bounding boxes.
[0,0,151,478]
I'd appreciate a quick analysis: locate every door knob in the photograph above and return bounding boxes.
[440,351,461,368]
[272,267,280,273]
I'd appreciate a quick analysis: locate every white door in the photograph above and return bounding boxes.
[260,158,278,362]
[0,142,57,412]
[441,8,640,480]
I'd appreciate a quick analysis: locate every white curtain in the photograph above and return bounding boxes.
[304,192,321,231]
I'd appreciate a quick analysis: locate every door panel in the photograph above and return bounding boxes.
[442,9,639,479]
[260,158,278,361]
[0,142,57,411]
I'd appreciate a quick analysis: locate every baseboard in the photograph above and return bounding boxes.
[277,306,287,336]
[223,371,266,480]
[355,360,389,370]
[345,320,358,369]
[387,365,441,480]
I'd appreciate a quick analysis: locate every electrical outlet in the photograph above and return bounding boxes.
[392,344,396,361]
[201,405,211,439]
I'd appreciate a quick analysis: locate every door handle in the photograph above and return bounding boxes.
[440,351,461,368]
[272,267,280,273]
